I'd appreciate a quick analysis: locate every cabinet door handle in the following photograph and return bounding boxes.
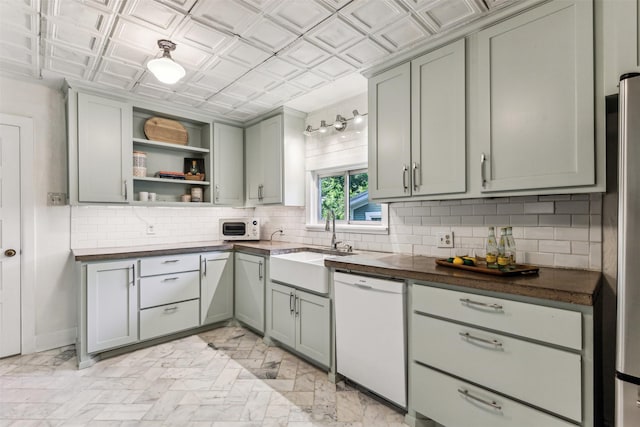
[402,165,408,192]
[480,153,487,188]
[290,292,295,314]
[457,388,502,411]
[164,306,178,313]
[129,265,135,287]
[459,298,503,311]
[258,261,263,280]
[215,184,220,202]
[459,332,503,349]
[202,258,207,277]
[412,162,419,191]
[123,180,128,200]
[162,277,179,282]
[162,259,179,264]
[295,296,299,317]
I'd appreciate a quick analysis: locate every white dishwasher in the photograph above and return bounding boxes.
[334,271,406,408]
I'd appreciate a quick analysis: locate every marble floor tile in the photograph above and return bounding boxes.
[0,326,407,426]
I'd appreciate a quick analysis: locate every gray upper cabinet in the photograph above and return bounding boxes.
[368,62,411,199]
[245,116,282,205]
[369,39,466,201]
[603,0,640,95]
[411,39,466,197]
[213,123,244,206]
[245,111,305,206]
[77,93,132,203]
[475,0,594,193]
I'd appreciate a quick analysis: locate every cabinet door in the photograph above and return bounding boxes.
[86,260,138,353]
[411,39,466,196]
[266,281,296,348]
[77,93,132,203]
[245,122,262,204]
[234,253,265,333]
[368,62,411,199]
[295,290,331,367]
[201,252,234,325]
[259,115,283,204]
[477,0,594,192]
[214,123,244,206]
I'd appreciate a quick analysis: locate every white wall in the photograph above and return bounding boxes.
[0,76,76,351]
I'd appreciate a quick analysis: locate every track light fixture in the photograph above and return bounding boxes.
[147,40,186,84]
[302,110,368,136]
[333,114,347,131]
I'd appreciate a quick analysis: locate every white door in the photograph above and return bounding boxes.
[0,124,21,358]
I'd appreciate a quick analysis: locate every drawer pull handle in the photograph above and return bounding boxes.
[163,277,179,282]
[164,306,178,313]
[460,298,503,311]
[162,259,179,264]
[457,388,502,411]
[459,332,503,348]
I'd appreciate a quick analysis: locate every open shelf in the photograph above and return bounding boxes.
[133,138,210,154]
[133,176,210,186]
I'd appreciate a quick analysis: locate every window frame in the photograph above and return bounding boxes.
[306,166,388,234]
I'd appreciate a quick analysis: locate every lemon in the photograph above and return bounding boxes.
[453,256,464,265]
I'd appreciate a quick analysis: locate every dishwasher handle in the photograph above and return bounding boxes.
[334,278,405,295]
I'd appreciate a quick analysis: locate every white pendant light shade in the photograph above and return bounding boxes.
[147,40,185,84]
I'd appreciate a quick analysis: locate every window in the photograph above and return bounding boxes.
[311,168,387,231]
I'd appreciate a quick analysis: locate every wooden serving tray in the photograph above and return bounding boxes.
[144,117,188,145]
[435,258,539,276]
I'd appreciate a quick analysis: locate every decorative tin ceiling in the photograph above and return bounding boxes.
[0,0,513,120]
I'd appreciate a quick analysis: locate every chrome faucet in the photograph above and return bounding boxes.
[270,228,283,243]
[325,210,340,250]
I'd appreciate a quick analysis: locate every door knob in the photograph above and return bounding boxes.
[4,249,16,257]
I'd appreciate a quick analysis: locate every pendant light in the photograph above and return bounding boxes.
[147,40,186,84]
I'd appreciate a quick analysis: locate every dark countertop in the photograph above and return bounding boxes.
[324,254,601,306]
[74,241,601,306]
[72,240,334,261]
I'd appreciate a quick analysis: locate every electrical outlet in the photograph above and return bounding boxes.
[436,231,454,248]
[146,224,156,235]
[47,192,67,206]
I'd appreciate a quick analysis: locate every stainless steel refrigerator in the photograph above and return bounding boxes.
[616,72,640,426]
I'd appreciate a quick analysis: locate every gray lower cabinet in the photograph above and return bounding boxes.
[201,252,234,325]
[234,252,265,333]
[267,281,331,367]
[138,254,201,341]
[408,284,593,427]
[86,259,138,353]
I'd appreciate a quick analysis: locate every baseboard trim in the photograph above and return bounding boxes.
[35,327,77,352]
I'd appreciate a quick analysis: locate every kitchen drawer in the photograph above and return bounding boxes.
[412,314,581,421]
[411,363,575,427]
[139,254,200,277]
[140,271,200,309]
[140,299,199,341]
[412,284,582,350]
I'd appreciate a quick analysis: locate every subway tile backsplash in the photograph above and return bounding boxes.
[71,192,603,271]
[256,193,603,271]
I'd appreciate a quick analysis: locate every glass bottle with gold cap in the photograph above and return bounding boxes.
[497,228,510,269]
[486,226,498,268]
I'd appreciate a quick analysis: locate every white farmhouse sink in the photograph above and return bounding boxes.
[270,251,329,294]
